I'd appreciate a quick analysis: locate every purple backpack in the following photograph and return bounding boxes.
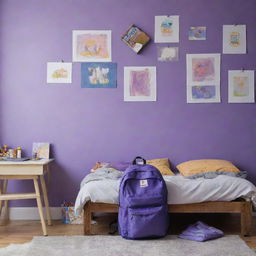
[118,157,169,239]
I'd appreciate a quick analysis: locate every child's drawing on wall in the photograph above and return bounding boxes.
[73,30,111,62]
[81,62,116,88]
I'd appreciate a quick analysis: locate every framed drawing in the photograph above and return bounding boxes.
[72,30,111,62]
[81,62,117,88]
[186,54,221,103]
[121,25,150,54]
[157,46,178,61]
[189,27,206,40]
[32,143,50,159]
[223,25,246,54]
[124,66,156,102]
[154,15,179,43]
[47,62,72,83]
[228,70,254,103]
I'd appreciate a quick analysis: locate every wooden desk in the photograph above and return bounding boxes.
[0,159,53,236]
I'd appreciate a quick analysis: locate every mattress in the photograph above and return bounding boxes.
[74,174,256,215]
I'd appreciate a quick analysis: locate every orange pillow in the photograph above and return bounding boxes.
[147,158,174,176]
[176,159,240,177]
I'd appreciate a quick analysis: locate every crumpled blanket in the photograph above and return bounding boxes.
[186,170,247,179]
[80,168,123,188]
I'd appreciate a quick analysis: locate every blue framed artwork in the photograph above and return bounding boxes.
[81,62,117,88]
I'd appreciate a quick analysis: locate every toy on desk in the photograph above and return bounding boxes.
[0,145,9,157]
[0,145,24,160]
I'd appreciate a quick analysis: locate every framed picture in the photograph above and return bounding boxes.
[47,62,72,83]
[72,30,111,62]
[81,62,117,88]
[124,66,156,102]
[186,54,221,103]
[157,46,178,61]
[32,143,50,159]
[154,15,179,43]
[223,25,246,54]
[189,27,206,40]
[121,25,150,54]
[228,70,254,103]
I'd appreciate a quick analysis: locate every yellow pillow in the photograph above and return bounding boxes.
[176,159,240,177]
[147,158,174,176]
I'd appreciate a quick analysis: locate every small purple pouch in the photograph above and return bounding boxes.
[178,221,224,242]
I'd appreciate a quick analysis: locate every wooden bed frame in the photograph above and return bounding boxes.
[83,201,252,236]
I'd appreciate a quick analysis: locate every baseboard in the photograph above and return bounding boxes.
[9,207,62,220]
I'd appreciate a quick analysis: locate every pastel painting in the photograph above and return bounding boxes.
[189,27,206,40]
[130,69,151,96]
[158,46,178,61]
[77,34,109,59]
[192,85,216,99]
[233,76,249,96]
[192,57,215,82]
[160,17,173,37]
[81,62,117,88]
[230,32,240,47]
[52,68,68,78]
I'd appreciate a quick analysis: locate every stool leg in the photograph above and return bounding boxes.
[40,175,52,225]
[33,178,47,236]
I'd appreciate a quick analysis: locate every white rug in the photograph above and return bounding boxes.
[0,235,255,256]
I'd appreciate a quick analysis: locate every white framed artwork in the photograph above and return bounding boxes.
[124,66,156,102]
[223,25,246,54]
[72,30,112,62]
[154,15,179,43]
[186,54,221,103]
[47,62,72,83]
[157,46,178,61]
[228,70,254,103]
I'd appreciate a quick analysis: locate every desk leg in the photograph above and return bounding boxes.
[40,175,52,225]
[0,180,9,225]
[33,178,47,236]
[0,180,3,215]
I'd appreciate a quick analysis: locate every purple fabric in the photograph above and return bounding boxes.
[179,221,224,242]
[108,162,131,172]
[118,164,169,239]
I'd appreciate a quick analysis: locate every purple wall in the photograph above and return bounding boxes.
[0,0,255,207]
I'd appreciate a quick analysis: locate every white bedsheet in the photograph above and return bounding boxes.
[74,175,256,214]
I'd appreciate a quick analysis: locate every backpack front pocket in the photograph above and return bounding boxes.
[128,205,168,239]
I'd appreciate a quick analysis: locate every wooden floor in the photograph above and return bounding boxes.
[0,213,256,249]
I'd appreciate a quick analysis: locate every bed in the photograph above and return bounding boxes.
[75,171,255,236]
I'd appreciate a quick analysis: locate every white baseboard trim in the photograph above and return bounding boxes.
[9,207,62,220]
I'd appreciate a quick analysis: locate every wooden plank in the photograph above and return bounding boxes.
[241,201,252,236]
[89,201,243,213]
[91,203,118,212]
[0,175,38,180]
[84,201,253,236]
[0,159,54,165]
[168,201,243,213]
[40,175,52,225]
[84,201,92,235]
[0,193,37,200]
[0,180,9,226]
[0,166,44,175]
[33,178,47,236]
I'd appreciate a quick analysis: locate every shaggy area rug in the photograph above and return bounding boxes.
[0,235,255,256]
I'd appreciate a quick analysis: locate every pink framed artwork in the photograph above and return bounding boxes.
[124,66,156,102]
[72,30,111,62]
